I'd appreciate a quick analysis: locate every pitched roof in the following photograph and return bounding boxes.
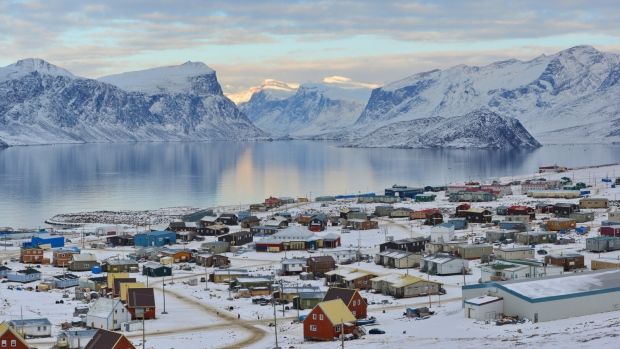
[317,299,356,324]
[0,322,28,348]
[127,288,155,308]
[85,329,132,349]
[323,287,357,305]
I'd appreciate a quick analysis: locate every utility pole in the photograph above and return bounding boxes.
[227,267,232,300]
[161,275,168,314]
[142,309,146,349]
[205,265,209,291]
[340,318,345,349]
[272,291,280,349]
[427,274,432,308]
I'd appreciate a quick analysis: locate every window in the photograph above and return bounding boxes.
[1,340,6,347]
[10,341,15,347]
[310,325,317,332]
[335,325,341,332]
[319,314,324,320]
[312,314,317,320]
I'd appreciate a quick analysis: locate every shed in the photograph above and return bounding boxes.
[8,318,52,338]
[141,262,172,277]
[464,296,503,321]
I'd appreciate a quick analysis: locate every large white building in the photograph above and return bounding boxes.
[463,269,620,322]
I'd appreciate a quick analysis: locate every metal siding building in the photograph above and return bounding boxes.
[463,270,620,322]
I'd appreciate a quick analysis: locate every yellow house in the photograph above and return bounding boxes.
[120,282,146,302]
[107,272,129,289]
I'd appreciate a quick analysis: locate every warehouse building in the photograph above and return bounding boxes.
[463,269,620,322]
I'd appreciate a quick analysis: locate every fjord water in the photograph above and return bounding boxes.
[1,141,620,227]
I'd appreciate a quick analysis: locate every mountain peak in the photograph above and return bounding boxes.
[0,58,74,81]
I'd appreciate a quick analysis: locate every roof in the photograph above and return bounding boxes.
[323,288,356,304]
[316,299,356,324]
[8,318,52,326]
[308,255,336,263]
[87,298,122,318]
[465,296,502,306]
[84,329,127,349]
[377,249,415,259]
[127,288,155,308]
[0,322,25,345]
[72,253,98,262]
[143,261,168,269]
[18,268,41,275]
[282,258,306,265]
[53,273,80,281]
[107,258,138,265]
[423,254,461,264]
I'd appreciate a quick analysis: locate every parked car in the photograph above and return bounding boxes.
[369,328,385,335]
[537,249,548,255]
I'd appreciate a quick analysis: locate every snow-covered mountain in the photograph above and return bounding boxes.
[345,109,541,149]
[0,59,265,146]
[240,76,376,137]
[354,45,620,144]
[225,79,298,105]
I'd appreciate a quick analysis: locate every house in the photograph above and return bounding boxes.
[521,179,562,192]
[415,193,436,202]
[374,205,394,217]
[600,225,620,237]
[430,226,455,243]
[0,322,30,349]
[528,190,580,199]
[461,208,493,223]
[233,277,273,296]
[103,259,139,273]
[112,277,136,297]
[494,246,535,260]
[175,230,197,242]
[53,273,80,288]
[374,250,421,268]
[303,299,358,341]
[309,214,328,232]
[7,268,41,283]
[160,248,192,263]
[371,274,442,298]
[485,230,518,243]
[323,287,367,319]
[106,234,134,247]
[133,231,176,247]
[516,231,558,245]
[0,266,11,278]
[119,282,146,302]
[325,268,376,290]
[569,211,594,223]
[479,259,564,282]
[20,247,46,264]
[306,256,336,276]
[141,262,172,277]
[424,211,444,226]
[322,249,358,264]
[80,276,108,292]
[536,203,556,214]
[55,329,98,349]
[250,225,279,236]
[201,241,230,254]
[240,216,261,229]
[462,269,620,322]
[544,253,585,271]
[281,258,307,275]
[195,253,230,268]
[357,195,399,204]
[86,298,130,330]
[587,236,620,252]
[199,215,219,227]
[546,218,576,231]
[295,290,327,310]
[389,207,413,218]
[457,244,493,259]
[380,237,428,253]
[216,213,238,226]
[608,210,620,223]
[507,205,536,219]
[421,254,468,275]
[347,219,378,230]
[126,288,156,320]
[385,184,424,199]
[250,203,267,212]
[591,259,620,270]
[53,249,77,267]
[8,318,52,338]
[23,236,65,249]
[498,221,528,232]
[264,216,289,229]
[264,196,282,209]
[69,253,100,272]
[255,226,324,252]
[579,198,608,209]
[553,203,580,217]
[464,296,504,321]
[322,233,341,248]
[84,329,136,349]
[203,224,230,236]
[443,218,468,230]
[237,210,251,221]
[449,191,496,202]
[210,268,250,283]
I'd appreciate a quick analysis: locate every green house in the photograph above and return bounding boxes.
[415,193,436,202]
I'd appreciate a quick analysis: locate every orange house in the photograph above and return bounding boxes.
[323,288,368,319]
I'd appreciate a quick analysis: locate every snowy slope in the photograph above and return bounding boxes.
[345,109,541,149]
[225,79,298,105]
[0,60,266,146]
[240,77,375,137]
[355,45,620,144]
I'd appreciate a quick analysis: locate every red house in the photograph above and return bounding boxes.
[455,203,471,217]
[507,205,536,219]
[600,225,620,237]
[264,196,282,209]
[323,287,367,319]
[303,299,358,341]
[0,322,29,349]
[85,329,136,349]
[126,288,156,320]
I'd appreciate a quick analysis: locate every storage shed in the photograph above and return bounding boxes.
[464,296,503,321]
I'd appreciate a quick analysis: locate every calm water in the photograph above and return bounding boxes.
[1,141,620,227]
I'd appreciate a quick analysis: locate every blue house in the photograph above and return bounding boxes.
[7,268,41,283]
[0,265,11,278]
[53,273,80,288]
[134,230,176,247]
[442,218,468,230]
[23,236,65,248]
[385,185,424,199]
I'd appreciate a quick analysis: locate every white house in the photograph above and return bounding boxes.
[421,254,468,275]
[494,246,535,260]
[479,260,564,283]
[86,298,130,330]
[8,318,52,338]
[323,249,358,263]
[464,296,504,321]
[281,258,306,275]
[430,226,455,243]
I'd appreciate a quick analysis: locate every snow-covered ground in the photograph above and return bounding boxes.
[3,163,620,348]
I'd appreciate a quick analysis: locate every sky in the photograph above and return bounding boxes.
[1,0,620,96]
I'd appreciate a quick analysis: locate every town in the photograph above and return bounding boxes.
[2,163,620,349]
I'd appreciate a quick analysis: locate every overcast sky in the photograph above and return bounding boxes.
[1,0,619,93]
